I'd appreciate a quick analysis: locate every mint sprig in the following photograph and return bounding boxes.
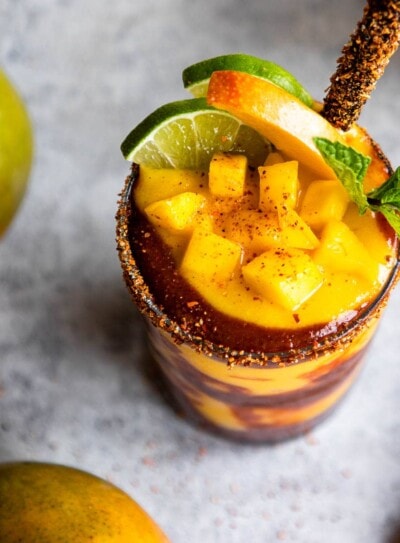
[314,137,400,237]
[367,167,400,205]
[314,137,370,214]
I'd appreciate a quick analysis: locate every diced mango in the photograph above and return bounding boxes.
[344,203,397,267]
[258,160,298,211]
[242,248,324,311]
[224,209,281,255]
[263,151,285,166]
[313,220,379,283]
[224,207,319,255]
[144,192,206,231]
[278,207,320,250]
[209,152,248,197]
[135,166,207,211]
[192,211,214,232]
[180,227,242,284]
[300,180,350,230]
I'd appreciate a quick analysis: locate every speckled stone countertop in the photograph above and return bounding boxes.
[1,1,400,542]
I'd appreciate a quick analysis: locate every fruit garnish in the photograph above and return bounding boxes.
[121,97,270,169]
[242,248,324,312]
[131,149,394,325]
[0,69,33,237]
[206,70,343,179]
[299,179,350,230]
[182,53,314,107]
[314,138,371,213]
[315,138,400,237]
[313,220,379,283]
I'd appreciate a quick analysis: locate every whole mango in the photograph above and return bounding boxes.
[0,461,170,543]
[0,69,33,237]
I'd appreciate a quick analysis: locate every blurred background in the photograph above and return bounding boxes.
[1,1,400,542]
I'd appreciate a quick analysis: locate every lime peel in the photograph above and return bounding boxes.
[182,53,313,107]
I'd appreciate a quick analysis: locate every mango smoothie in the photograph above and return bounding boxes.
[116,62,400,442]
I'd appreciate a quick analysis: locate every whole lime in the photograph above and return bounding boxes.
[0,461,170,542]
[0,69,33,237]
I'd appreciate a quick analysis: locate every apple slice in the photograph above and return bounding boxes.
[207,70,344,179]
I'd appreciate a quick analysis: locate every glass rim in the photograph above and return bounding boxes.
[116,164,400,367]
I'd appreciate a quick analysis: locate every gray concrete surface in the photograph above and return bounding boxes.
[1,1,400,541]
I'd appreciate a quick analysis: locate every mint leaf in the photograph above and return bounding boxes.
[314,137,370,214]
[367,167,400,204]
[377,205,400,236]
[315,138,400,238]
[366,168,400,237]
[378,188,400,207]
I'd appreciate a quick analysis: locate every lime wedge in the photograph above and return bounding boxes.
[182,54,313,108]
[121,97,270,169]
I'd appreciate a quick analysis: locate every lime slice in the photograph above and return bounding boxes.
[182,54,313,108]
[121,97,270,169]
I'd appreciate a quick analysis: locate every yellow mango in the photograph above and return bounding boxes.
[0,462,170,543]
[300,180,350,230]
[224,206,319,255]
[192,211,214,231]
[278,207,320,250]
[209,152,248,197]
[263,151,284,166]
[242,248,324,311]
[344,203,397,268]
[144,192,206,232]
[181,227,242,284]
[313,220,379,283]
[224,209,282,255]
[135,166,207,211]
[258,160,299,210]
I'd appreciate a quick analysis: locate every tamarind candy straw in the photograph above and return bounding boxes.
[322,0,400,131]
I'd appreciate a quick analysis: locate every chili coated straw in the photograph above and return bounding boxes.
[323,0,400,131]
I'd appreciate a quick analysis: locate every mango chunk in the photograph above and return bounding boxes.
[144,192,206,231]
[135,166,207,211]
[242,248,324,311]
[300,180,350,230]
[313,220,379,283]
[209,152,248,197]
[192,211,214,232]
[258,160,299,210]
[278,207,320,250]
[263,151,285,166]
[181,227,242,284]
[225,209,281,255]
[225,207,319,255]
